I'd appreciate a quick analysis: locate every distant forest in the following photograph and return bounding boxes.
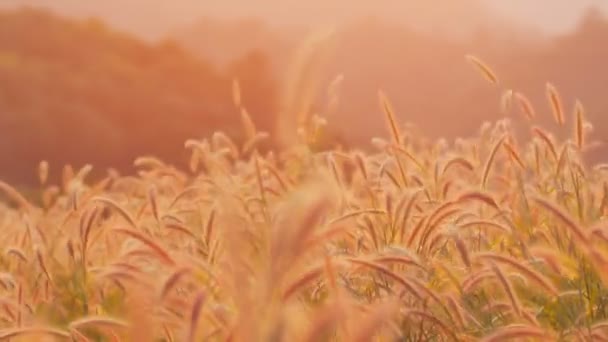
[0,8,278,185]
[1,7,608,185]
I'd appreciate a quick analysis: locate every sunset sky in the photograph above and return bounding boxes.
[3,0,607,39]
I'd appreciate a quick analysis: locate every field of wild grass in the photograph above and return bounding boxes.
[1,56,608,341]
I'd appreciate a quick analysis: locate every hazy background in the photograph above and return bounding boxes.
[3,0,608,38]
[1,1,608,186]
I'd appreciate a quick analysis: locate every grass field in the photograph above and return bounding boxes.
[1,57,608,341]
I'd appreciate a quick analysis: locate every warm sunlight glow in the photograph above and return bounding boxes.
[1,1,608,341]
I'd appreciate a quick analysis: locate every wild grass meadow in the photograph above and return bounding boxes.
[1,51,607,342]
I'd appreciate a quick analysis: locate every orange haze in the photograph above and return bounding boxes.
[1,2,608,185]
[2,0,608,39]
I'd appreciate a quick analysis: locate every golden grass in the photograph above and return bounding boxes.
[465,55,498,85]
[546,82,565,126]
[515,92,536,121]
[1,54,608,342]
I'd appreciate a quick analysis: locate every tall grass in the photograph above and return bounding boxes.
[0,54,607,342]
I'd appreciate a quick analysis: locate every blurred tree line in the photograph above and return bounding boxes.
[2,7,608,187]
[0,8,279,185]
